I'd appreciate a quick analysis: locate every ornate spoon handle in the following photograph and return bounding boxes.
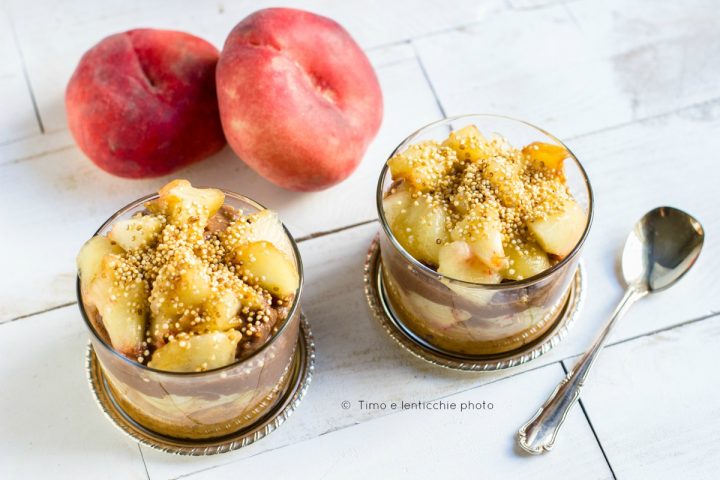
[517,288,644,454]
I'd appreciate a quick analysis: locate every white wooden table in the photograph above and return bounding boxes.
[1,0,719,478]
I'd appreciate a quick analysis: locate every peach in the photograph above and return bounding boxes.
[66,29,226,178]
[216,8,383,191]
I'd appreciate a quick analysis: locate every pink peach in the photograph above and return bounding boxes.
[216,8,383,191]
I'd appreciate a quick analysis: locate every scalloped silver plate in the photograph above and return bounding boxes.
[364,237,585,371]
[86,314,315,455]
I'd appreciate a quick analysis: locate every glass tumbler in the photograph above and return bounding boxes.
[377,114,593,356]
[78,191,303,440]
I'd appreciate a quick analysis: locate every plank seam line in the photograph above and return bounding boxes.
[1,301,76,325]
[412,43,447,118]
[137,444,151,480]
[1,222,384,326]
[556,310,720,476]
[561,1,583,30]
[295,219,377,243]
[559,361,617,480]
[3,278,719,332]
[567,96,720,142]
[372,55,418,71]
[363,0,578,54]
[5,8,45,134]
[605,309,720,350]
[363,0,581,54]
[0,130,45,147]
[0,126,67,147]
[510,0,583,11]
[2,144,75,166]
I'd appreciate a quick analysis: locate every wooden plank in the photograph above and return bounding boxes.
[413,0,720,139]
[177,364,612,480]
[3,0,504,132]
[570,314,720,479]
[0,54,442,322]
[0,305,147,479]
[0,8,40,143]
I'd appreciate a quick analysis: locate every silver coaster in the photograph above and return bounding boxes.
[86,314,315,455]
[364,237,585,371]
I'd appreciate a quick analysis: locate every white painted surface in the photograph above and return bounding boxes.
[0,128,73,166]
[186,364,612,480]
[0,306,147,480]
[563,104,720,344]
[571,315,720,479]
[414,0,720,139]
[0,7,40,143]
[0,0,718,477]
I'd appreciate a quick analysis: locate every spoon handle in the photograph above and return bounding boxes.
[517,287,644,454]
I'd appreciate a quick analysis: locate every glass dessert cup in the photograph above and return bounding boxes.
[377,114,593,357]
[78,191,303,441]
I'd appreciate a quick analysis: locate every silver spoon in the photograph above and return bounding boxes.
[517,206,704,455]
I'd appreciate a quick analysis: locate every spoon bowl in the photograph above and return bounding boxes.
[622,206,705,293]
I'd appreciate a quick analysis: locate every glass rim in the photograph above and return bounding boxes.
[77,188,305,377]
[375,113,594,290]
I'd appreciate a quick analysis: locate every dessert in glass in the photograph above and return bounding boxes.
[77,180,303,439]
[377,115,593,357]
